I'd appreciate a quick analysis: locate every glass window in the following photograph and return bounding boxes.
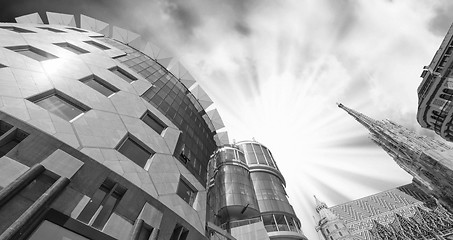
[38,27,66,33]
[6,45,57,62]
[0,26,35,33]
[262,214,277,232]
[28,220,89,240]
[54,42,88,54]
[141,111,166,134]
[77,179,125,230]
[110,67,137,83]
[275,214,289,231]
[0,120,13,136]
[176,178,197,206]
[170,224,189,240]
[81,76,118,97]
[84,40,109,50]
[34,94,85,121]
[117,137,154,168]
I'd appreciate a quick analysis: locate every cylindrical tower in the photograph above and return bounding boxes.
[207,145,260,227]
[236,140,307,240]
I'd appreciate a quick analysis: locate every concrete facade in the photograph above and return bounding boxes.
[0,12,228,240]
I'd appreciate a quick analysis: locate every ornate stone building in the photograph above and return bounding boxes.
[314,104,453,240]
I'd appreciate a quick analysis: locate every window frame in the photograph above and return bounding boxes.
[176,176,197,206]
[54,42,89,54]
[28,89,90,122]
[83,40,110,50]
[116,134,155,169]
[80,74,119,97]
[140,110,167,135]
[109,66,137,83]
[6,45,57,62]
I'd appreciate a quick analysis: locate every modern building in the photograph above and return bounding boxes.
[0,11,231,240]
[315,184,453,240]
[417,21,453,141]
[207,141,308,240]
[313,103,453,240]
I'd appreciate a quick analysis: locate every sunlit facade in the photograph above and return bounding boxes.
[0,12,230,240]
[207,141,308,240]
[417,21,453,141]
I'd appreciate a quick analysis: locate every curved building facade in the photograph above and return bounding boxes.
[0,12,228,240]
[208,140,307,240]
[417,21,453,141]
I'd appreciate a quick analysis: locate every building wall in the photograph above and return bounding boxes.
[0,17,217,240]
[417,20,453,141]
[208,141,307,240]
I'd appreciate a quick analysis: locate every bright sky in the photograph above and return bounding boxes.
[3,0,453,239]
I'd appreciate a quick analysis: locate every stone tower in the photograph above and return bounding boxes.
[314,196,354,240]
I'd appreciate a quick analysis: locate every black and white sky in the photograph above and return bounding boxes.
[2,1,453,239]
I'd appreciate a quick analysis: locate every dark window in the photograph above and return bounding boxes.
[80,75,118,97]
[170,224,189,240]
[38,27,66,33]
[0,26,35,33]
[444,88,453,95]
[137,223,154,240]
[66,27,88,33]
[54,42,89,54]
[110,67,137,83]
[32,93,87,121]
[0,63,5,68]
[6,45,57,62]
[77,179,126,230]
[28,220,89,240]
[0,124,29,158]
[84,40,110,50]
[141,111,166,134]
[117,136,154,168]
[176,178,196,206]
[339,232,343,236]
[326,229,330,234]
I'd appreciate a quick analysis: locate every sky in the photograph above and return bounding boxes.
[2,0,453,239]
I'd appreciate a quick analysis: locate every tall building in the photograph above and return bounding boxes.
[313,104,453,240]
[417,21,453,141]
[315,184,453,240]
[338,103,453,211]
[0,12,230,240]
[207,141,308,240]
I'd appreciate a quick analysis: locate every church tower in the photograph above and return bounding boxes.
[314,196,354,240]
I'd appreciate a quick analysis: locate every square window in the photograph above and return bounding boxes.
[30,91,89,121]
[141,111,166,134]
[66,27,88,33]
[116,135,154,168]
[84,40,110,50]
[0,26,35,33]
[176,178,197,206]
[80,75,118,97]
[6,45,57,62]
[54,42,89,54]
[38,27,66,33]
[110,67,137,83]
[0,125,29,158]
